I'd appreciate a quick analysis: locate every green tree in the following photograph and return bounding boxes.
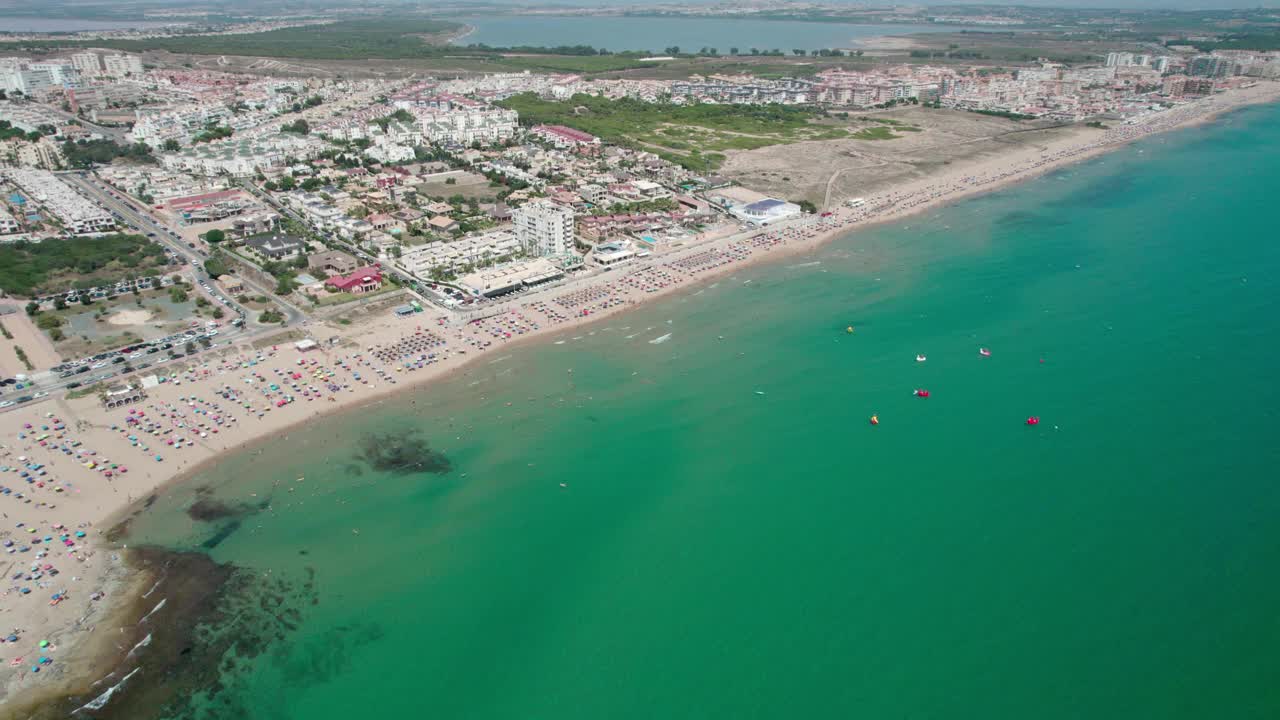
[24,301,38,316]
[161,138,181,152]
[203,253,229,278]
[204,228,225,244]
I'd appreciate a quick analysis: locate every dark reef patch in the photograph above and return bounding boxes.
[186,486,258,522]
[355,428,452,475]
[15,546,318,720]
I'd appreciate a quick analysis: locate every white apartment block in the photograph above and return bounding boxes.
[160,133,320,177]
[513,199,575,257]
[131,105,234,148]
[0,67,55,98]
[4,168,115,234]
[418,107,519,147]
[103,54,143,78]
[0,204,20,235]
[397,228,522,277]
[29,62,81,88]
[70,52,102,77]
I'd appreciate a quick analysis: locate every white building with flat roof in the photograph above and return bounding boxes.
[731,198,802,226]
[513,199,575,257]
[0,204,21,235]
[103,54,143,79]
[418,106,518,146]
[397,228,522,277]
[70,52,102,77]
[4,168,115,234]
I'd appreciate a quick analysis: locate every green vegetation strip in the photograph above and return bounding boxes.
[0,234,169,297]
[499,93,847,171]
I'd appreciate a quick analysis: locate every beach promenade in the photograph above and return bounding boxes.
[1,80,1278,711]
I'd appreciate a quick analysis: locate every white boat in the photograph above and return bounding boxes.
[916,354,927,362]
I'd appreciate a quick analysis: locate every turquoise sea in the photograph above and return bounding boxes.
[120,102,1280,719]
[453,16,979,53]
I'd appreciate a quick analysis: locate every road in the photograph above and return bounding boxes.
[59,172,305,326]
[237,179,433,303]
[39,103,133,143]
[0,175,319,412]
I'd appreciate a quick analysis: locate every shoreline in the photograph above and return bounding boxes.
[2,81,1277,714]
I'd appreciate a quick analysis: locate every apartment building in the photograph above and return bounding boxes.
[513,199,575,257]
[4,168,115,234]
[0,203,20,235]
[418,106,519,147]
[103,54,144,79]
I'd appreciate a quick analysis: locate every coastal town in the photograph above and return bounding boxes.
[1,12,1280,714]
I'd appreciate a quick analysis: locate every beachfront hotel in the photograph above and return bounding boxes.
[514,199,576,257]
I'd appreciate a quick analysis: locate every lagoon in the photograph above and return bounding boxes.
[0,18,171,33]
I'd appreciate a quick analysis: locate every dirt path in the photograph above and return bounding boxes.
[0,311,62,375]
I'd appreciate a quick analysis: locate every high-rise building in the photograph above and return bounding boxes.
[1153,56,1171,74]
[0,67,55,97]
[1105,52,1135,68]
[103,54,143,78]
[1189,56,1233,78]
[70,52,102,76]
[513,200,575,257]
[29,62,81,87]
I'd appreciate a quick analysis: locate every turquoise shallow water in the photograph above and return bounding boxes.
[125,103,1280,719]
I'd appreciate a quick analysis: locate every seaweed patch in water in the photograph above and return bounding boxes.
[187,486,260,522]
[355,429,452,475]
[201,519,242,549]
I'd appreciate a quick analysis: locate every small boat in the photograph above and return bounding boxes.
[1026,416,1040,426]
[869,415,879,425]
[916,354,927,362]
[754,391,765,396]
[979,348,991,357]
[914,389,930,398]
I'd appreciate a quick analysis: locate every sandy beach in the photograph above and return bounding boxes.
[1,80,1277,712]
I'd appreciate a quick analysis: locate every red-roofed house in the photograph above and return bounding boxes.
[531,124,601,149]
[325,265,384,294]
